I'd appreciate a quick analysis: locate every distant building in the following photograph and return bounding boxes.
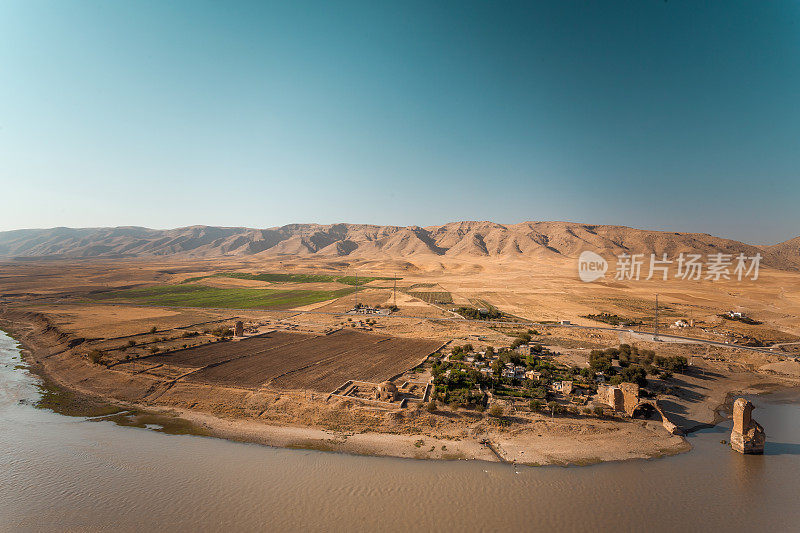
[525,370,541,381]
[560,320,571,325]
[552,380,573,395]
[352,306,391,316]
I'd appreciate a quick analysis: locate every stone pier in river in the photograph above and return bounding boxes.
[730,398,765,454]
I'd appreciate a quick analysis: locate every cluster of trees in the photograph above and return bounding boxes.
[431,360,488,408]
[449,343,474,360]
[509,329,540,348]
[589,344,688,386]
[582,313,642,326]
[455,306,502,320]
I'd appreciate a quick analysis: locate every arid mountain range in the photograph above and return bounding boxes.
[0,222,797,269]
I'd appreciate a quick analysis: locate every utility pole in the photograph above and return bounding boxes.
[654,293,659,342]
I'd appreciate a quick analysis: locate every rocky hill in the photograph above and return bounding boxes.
[0,222,797,269]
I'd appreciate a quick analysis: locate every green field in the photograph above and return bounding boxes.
[93,284,356,309]
[181,272,396,286]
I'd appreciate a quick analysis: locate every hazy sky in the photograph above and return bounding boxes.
[1,1,798,243]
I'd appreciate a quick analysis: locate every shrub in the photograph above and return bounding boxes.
[426,400,437,412]
[593,405,605,417]
[149,326,158,334]
[87,349,103,364]
[488,405,504,418]
[127,340,137,347]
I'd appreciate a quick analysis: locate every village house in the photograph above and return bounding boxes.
[552,380,573,395]
[524,370,541,381]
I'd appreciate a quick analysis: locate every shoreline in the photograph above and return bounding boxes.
[3,311,783,467]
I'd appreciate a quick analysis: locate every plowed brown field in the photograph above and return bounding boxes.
[134,329,442,392]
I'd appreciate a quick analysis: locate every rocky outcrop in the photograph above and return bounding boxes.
[730,398,765,454]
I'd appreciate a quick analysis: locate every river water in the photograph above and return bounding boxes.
[2,330,800,532]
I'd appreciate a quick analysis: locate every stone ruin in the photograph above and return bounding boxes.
[607,386,624,412]
[597,383,683,435]
[730,398,765,454]
[233,320,244,337]
[619,382,640,415]
[375,381,399,402]
[599,383,639,415]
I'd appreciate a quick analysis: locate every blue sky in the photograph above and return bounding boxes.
[1,1,798,243]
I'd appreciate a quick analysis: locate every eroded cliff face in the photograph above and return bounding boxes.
[730,398,765,454]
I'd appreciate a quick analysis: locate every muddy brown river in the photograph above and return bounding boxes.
[2,330,800,532]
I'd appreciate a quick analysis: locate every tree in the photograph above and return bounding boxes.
[547,401,559,417]
[620,365,647,388]
[529,399,543,412]
[87,349,103,364]
[491,359,503,377]
[589,350,613,373]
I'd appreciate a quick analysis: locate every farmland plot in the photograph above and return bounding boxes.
[126,329,442,392]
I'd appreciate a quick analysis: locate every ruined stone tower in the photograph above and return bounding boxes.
[730,398,765,454]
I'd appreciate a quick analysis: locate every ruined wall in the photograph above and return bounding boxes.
[619,383,640,416]
[730,398,765,454]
